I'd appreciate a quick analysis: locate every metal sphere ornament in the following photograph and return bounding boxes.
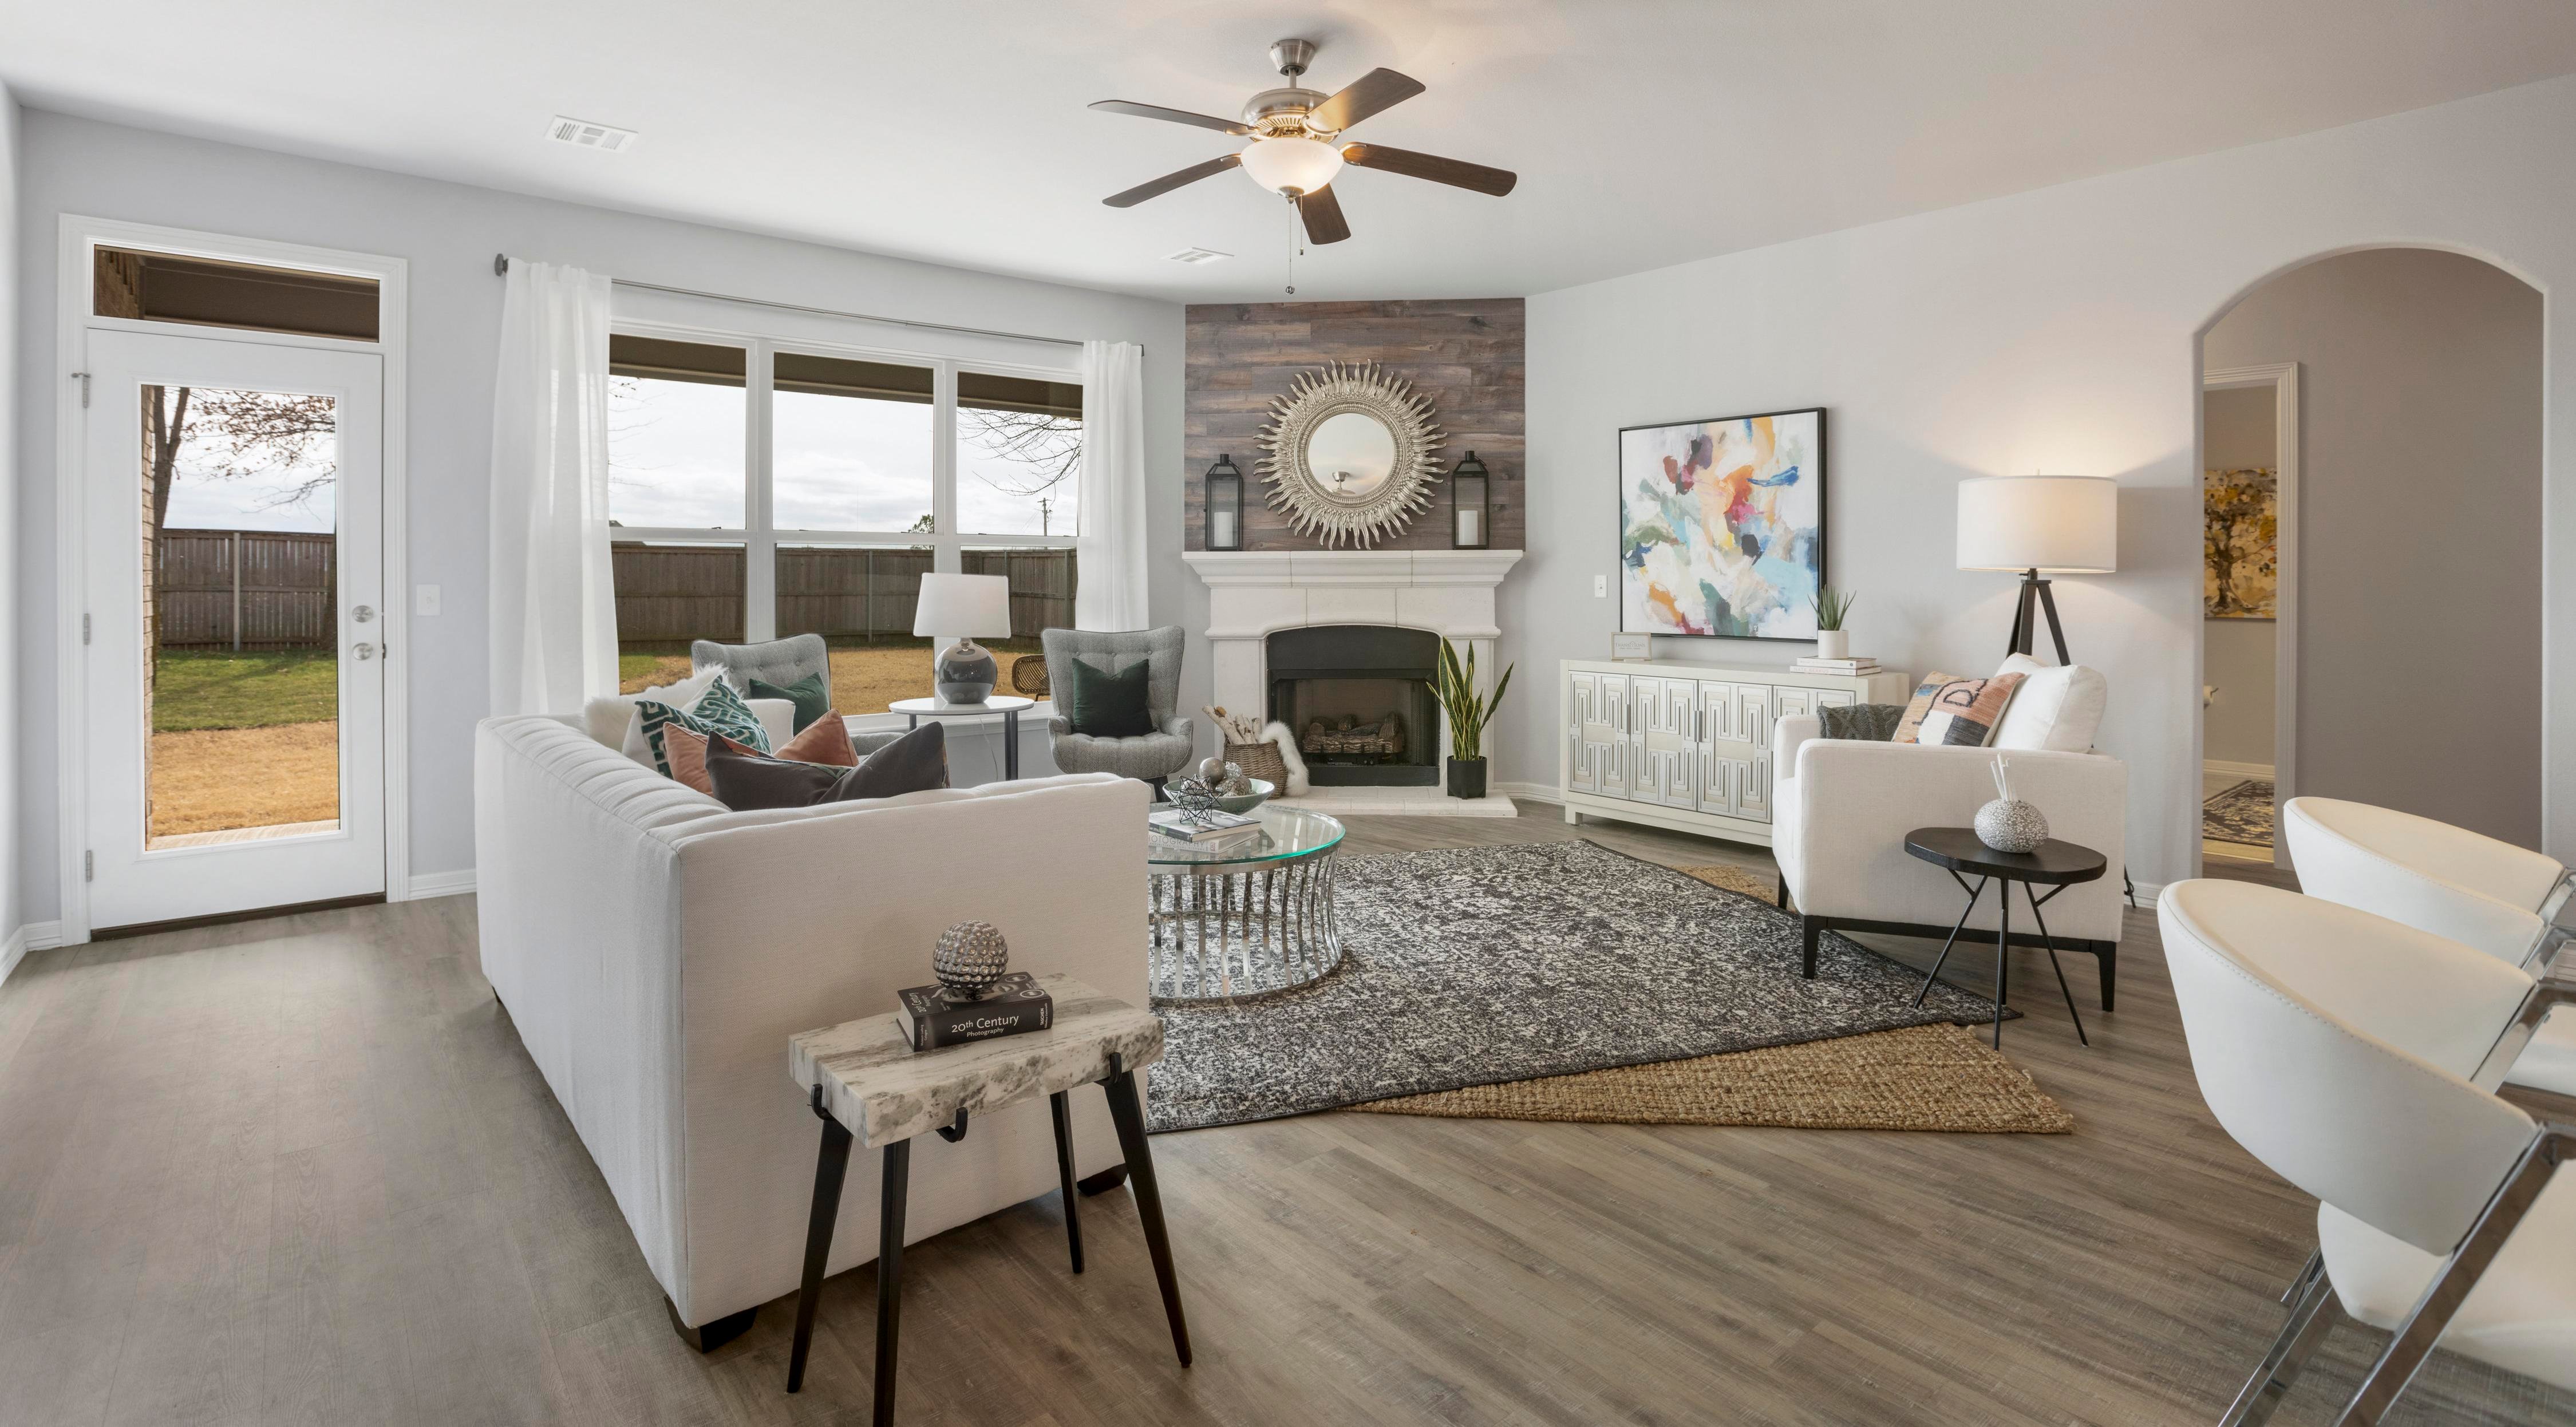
[933,920,1010,1001]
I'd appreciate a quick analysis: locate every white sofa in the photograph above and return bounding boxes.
[473,713,1149,1341]
[1771,655,2127,1006]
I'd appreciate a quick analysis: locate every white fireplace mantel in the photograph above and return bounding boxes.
[1183,548,1524,816]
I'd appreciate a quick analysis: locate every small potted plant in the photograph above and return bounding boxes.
[1435,639,1514,801]
[1811,585,1858,660]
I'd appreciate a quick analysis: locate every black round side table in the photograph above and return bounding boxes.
[1902,827,2108,1049]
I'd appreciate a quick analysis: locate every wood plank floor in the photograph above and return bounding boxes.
[0,800,2566,1426]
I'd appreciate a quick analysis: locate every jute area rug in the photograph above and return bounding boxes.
[1148,841,2059,1133]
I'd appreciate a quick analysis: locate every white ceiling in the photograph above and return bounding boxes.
[7,1,2576,303]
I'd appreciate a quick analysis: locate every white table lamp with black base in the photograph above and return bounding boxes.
[913,571,1015,703]
[783,976,1191,1423]
[1955,474,2118,665]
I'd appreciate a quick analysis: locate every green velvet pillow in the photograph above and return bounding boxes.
[749,672,831,734]
[1061,656,1153,738]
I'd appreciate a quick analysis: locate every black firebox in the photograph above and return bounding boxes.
[1266,626,1442,787]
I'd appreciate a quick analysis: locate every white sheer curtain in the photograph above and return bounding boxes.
[1074,339,1149,630]
[488,261,619,716]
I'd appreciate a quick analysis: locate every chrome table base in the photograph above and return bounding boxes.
[1148,859,1343,1001]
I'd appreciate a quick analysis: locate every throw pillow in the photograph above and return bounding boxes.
[706,721,949,811]
[633,678,773,777]
[1818,702,1907,742]
[769,709,859,766]
[749,673,831,734]
[1893,671,2027,748]
[1988,654,2109,753]
[657,714,859,795]
[1061,655,1153,738]
[585,667,722,761]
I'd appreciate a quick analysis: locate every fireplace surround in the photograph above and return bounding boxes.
[1183,549,1523,814]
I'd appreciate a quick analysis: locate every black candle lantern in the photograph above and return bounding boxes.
[1450,450,1491,549]
[1205,454,1246,551]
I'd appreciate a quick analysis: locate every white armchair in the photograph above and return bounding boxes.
[1771,657,2125,1006]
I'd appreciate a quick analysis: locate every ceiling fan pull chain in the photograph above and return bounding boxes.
[1285,192,1301,295]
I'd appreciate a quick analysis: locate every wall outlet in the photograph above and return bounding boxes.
[1593,574,1607,598]
[415,584,442,616]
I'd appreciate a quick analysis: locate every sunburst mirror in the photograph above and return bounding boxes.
[1255,361,1445,547]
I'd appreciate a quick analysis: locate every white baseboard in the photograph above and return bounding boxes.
[2204,759,2275,781]
[1495,781,1558,805]
[0,920,65,990]
[403,869,477,900]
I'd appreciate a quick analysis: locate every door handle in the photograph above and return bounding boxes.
[352,604,375,623]
[353,642,376,661]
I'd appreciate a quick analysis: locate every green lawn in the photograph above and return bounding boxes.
[153,649,338,732]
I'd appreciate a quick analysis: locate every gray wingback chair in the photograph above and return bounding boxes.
[692,634,900,755]
[1041,626,1195,787]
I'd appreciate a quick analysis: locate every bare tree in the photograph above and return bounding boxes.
[144,385,338,528]
[958,408,1080,498]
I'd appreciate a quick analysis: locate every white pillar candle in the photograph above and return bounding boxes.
[1212,510,1237,548]
[1457,508,1481,546]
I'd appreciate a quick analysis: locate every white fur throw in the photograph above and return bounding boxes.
[1264,721,1310,795]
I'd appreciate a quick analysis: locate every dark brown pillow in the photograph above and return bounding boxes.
[706,721,949,810]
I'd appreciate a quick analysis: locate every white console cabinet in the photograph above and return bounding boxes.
[1558,658,1912,846]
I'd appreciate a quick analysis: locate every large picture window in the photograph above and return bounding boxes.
[606,329,1079,709]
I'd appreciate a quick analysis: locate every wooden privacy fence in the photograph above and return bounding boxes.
[613,544,1076,644]
[155,529,336,650]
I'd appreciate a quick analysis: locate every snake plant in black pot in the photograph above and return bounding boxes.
[1435,638,1514,801]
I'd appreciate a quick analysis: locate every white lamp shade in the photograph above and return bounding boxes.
[912,573,1013,638]
[1239,137,1344,196]
[1956,475,2119,573]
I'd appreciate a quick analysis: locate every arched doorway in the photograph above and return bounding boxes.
[2195,247,2543,878]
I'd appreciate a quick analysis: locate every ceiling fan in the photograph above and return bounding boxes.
[1091,38,1518,246]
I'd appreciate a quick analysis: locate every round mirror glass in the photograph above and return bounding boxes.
[1303,410,1398,501]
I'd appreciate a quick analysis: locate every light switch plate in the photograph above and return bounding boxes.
[1593,574,1608,598]
[415,584,442,616]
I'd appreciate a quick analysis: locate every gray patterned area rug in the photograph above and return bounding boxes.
[2204,778,2275,847]
[1147,840,2008,1133]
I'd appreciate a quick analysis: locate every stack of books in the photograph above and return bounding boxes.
[1792,655,1881,675]
[1148,807,1263,847]
[896,972,1054,1050]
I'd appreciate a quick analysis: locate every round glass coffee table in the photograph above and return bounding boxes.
[1147,804,1346,1002]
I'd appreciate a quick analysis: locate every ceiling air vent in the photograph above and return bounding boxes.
[547,116,637,152]
[1165,247,1233,265]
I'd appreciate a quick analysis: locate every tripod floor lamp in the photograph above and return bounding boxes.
[1956,475,2119,663]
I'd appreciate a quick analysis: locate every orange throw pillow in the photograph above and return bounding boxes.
[1894,671,2026,747]
[659,710,856,794]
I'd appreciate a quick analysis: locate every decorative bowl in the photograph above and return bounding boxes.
[1164,778,1273,815]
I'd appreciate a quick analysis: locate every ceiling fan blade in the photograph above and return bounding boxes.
[1101,153,1242,208]
[1298,185,1352,244]
[1340,142,1518,197]
[1307,68,1425,133]
[1088,100,1252,137]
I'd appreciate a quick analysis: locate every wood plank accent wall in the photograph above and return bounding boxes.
[1185,298,1524,551]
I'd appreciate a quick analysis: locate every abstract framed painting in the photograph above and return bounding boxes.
[1618,408,1827,641]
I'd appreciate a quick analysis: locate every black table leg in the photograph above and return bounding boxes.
[787,1094,856,1394]
[1005,709,1020,780]
[1102,1057,1192,1367]
[873,1139,910,1427]
[1049,1090,1085,1274]
[1992,879,2012,1049]
[2023,883,2089,1046]
[1915,876,1988,1009]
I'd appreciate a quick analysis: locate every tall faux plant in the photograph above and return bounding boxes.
[1436,639,1514,762]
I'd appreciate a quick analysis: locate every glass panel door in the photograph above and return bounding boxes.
[82,328,384,928]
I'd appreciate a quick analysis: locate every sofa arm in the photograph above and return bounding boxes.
[1776,714,1822,772]
[1787,740,2129,942]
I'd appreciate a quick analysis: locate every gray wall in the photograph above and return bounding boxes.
[0,88,19,954]
[15,111,1191,920]
[2203,247,2542,847]
[2200,384,2276,769]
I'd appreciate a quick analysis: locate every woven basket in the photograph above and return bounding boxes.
[1225,740,1287,788]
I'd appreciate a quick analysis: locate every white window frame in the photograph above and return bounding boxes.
[53,215,414,942]
[606,310,1082,645]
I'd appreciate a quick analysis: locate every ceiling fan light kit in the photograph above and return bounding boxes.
[1089,38,1516,252]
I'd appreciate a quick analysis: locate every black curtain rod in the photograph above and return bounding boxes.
[492,254,1089,350]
